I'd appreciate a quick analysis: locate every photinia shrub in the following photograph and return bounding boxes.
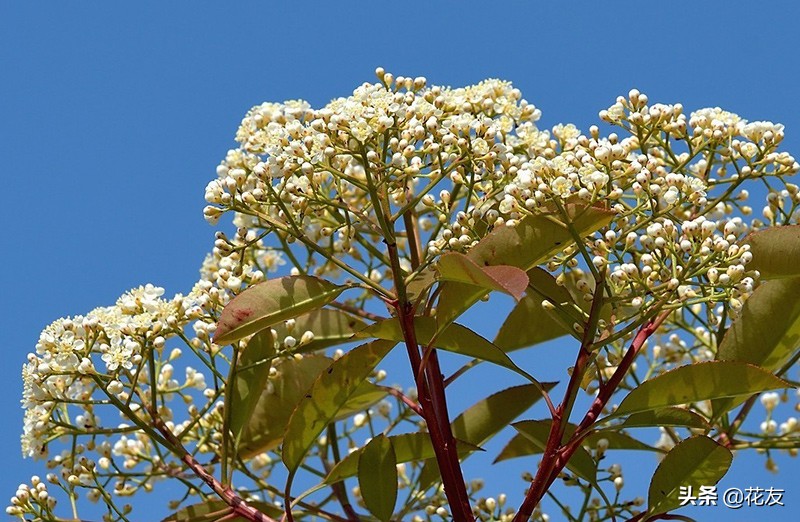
[12,68,800,522]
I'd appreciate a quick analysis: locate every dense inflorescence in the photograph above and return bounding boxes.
[14,69,800,521]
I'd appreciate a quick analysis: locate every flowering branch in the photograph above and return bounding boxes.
[149,412,278,522]
[514,309,670,522]
[15,69,800,522]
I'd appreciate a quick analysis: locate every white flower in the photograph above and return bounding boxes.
[353,413,367,428]
[263,250,286,272]
[579,165,608,189]
[760,420,778,434]
[101,336,135,372]
[117,284,166,314]
[741,121,784,142]
[553,123,580,141]
[654,427,676,453]
[690,107,743,137]
[106,380,124,395]
[550,176,572,198]
[185,367,206,390]
[684,177,707,196]
[663,186,680,205]
[760,392,780,412]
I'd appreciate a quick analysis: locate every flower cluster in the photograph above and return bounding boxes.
[22,285,182,457]
[205,72,550,283]
[16,70,800,522]
[6,476,56,519]
[18,280,224,519]
[205,71,798,339]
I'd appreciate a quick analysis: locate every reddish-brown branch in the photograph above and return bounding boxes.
[380,384,424,416]
[149,412,278,522]
[330,300,387,322]
[397,301,475,522]
[513,310,669,522]
[575,311,670,435]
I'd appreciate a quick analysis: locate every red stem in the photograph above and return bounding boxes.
[150,413,278,522]
[380,385,424,416]
[398,302,475,522]
[513,311,669,522]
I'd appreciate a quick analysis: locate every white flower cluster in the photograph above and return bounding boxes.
[205,73,798,334]
[6,476,56,518]
[205,70,550,278]
[17,70,800,520]
[20,284,213,459]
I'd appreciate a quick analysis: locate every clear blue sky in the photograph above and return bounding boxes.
[2,2,799,520]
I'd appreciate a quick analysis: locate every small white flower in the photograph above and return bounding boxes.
[101,336,134,372]
[550,176,572,198]
[353,413,367,428]
[760,392,780,412]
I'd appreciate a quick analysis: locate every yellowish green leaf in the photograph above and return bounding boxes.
[717,277,800,371]
[324,433,479,485]
[437,252,528,300]
[358,435,397,522]
[614,361,789,417]
[406,266,437,304]
[451,383,556,447]
[271,308,366,353]
[436,203,614,329]
[512,420,597,482]
[282,340,395,472]
[214,276,345,345]
[612,408,711,431]
[229,330,276,449]
[648,436,732,515]
[358,317,536,381]
[744,225,800,279]
[495,429,659,463]
[238,355,385,459]
[161,499,283,522]
[494,268,578,350]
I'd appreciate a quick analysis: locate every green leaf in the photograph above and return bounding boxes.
[324,432,479,485]
[495,426,659,463]
[239,355,331,458]
[586,430,662,452]
[161,499,283,522]
[648,436,732,515]
[406,266,437,303]
[326,433,430,485]
[229,330,276,448]
[717,277,800,371]
[238,355,385,459]
[358,317,536,381]
[614,361,789,417]
[494,433,539,463]
[612,408,711,431]
[463,202,615,271]
[452,383,556,447]
[340,382,389,414]
[436,202,614,329]
[713,278,800,416]
[494,268,577,351]
[282,340,395,472]
[744,225,800,279]
[437,252,529,300]
[512,420,597,482]
[214,276,345,345]
[271,308,366,353]
[358,435,397,522]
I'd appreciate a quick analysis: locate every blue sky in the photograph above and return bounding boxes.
[2,1,799,520]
